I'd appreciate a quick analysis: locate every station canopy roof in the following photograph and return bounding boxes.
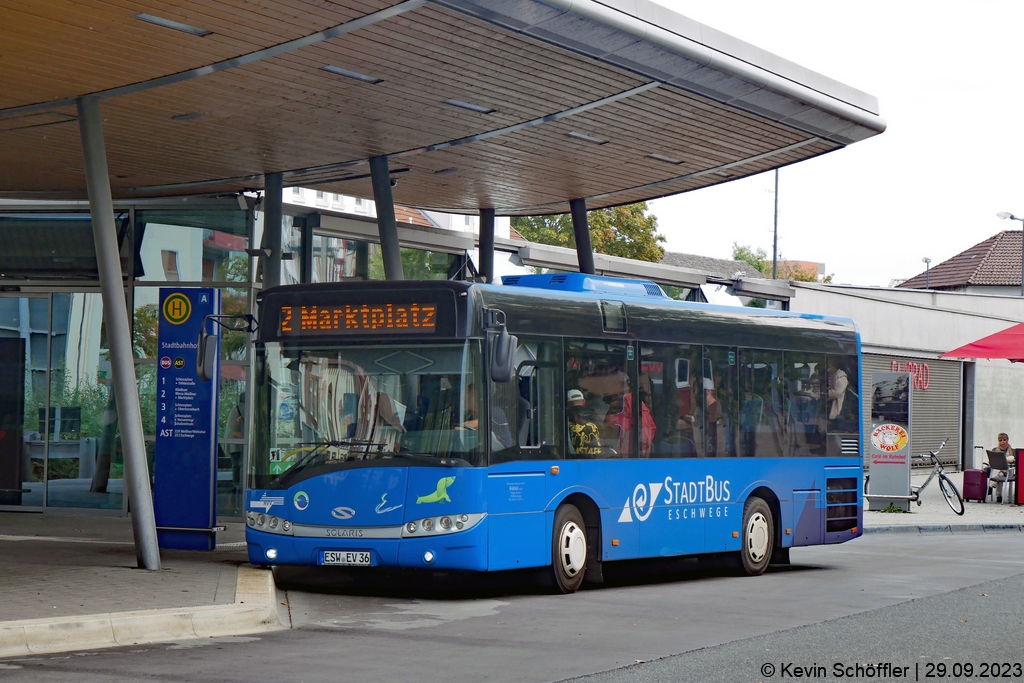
[0,0,885,215]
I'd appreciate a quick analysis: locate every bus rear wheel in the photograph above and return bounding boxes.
[550,504,587,593]
[740,497,774,576]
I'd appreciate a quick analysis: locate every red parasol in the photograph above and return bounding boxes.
[940,322,1024,363]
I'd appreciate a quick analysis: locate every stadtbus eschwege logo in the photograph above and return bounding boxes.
[162,293,191,325]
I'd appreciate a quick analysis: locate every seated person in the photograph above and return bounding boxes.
[989,432,1016,503]
[566,389,603,456]
[605,387,656,456]
[459,383,514,450]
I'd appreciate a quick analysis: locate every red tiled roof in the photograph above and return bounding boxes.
[898,230,1023,290]
[393,205,434,228]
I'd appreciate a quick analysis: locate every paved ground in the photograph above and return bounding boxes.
[0,466,1019,657]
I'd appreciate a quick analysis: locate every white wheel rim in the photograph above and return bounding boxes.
[746,512,769,563]
[559,521,587,577]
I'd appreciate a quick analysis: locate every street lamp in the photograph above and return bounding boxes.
[921,256,931,290]
[996,212,1024,297]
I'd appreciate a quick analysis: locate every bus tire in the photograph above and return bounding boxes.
[550,504,587,593]
[740,496,773,576]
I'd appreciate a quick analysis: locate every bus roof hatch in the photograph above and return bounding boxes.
[501,273,666,299]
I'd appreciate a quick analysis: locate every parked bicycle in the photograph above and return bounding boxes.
[864,438,964,515]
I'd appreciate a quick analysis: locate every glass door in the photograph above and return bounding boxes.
[0,295,50,508]
[46,292,123,510]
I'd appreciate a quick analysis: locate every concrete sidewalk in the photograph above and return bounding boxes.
[0,512,285,658]
[0,471,1019,659]
[863,469,1024,533]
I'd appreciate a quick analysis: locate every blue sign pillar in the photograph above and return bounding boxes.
[154,288,221,550]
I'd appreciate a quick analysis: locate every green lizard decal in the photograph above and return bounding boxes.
[417,476,456,504]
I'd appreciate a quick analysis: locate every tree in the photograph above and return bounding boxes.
[731,243,770,276]
[512,202,665,263]
[731,243,832,283]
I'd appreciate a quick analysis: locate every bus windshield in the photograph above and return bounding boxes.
[251,340,484,487]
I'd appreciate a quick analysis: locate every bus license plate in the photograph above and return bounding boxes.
[320,550,371,566]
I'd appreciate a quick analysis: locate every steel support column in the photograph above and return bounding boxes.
[369,156,403,280]
[570,198,595,274]
[478,208,495,283]
[76,96,161,570]
[263,172,284,289]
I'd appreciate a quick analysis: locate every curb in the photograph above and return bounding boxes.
[863,524,1023,535]
[0,566,281,659]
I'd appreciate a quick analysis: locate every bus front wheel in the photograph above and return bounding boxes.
[550,504,587,593]
[740,497,774,576]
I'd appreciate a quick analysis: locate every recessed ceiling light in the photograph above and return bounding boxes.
[648,153,683,165]
[565,131,608,145]
[133,13,212,37]
[171,113,202,121]
[433,168,458,175]
[443,98,495,114]
[320,65,382,84]
[714,171,734,178]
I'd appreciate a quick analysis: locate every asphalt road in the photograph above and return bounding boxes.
[3,532,1023,683]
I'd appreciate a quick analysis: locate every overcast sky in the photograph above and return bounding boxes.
[645,1,1024,286]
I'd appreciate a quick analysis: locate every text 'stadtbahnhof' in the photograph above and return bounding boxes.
[0,0,884,566]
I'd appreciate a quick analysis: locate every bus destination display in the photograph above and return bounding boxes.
[279,302,437,335]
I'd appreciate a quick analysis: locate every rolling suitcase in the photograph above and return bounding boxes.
[962,469,988,503]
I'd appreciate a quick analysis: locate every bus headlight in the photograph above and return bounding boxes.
[269,517,278,529]
[256,514,266,527]
[282,520,291,532]
[246,512,256,526]
[423,551,435,564]
[402,513,485,537]
[266,548,278,561]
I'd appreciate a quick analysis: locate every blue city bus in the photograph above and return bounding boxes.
[243,273,862,592]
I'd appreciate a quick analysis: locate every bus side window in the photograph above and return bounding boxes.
[825,354,859,456]
[704,346,738,458]
[786,352,825,456]
[567,338,644,458]
[738,349,785,458]
[642,342,702,458]
[490,338,562,464]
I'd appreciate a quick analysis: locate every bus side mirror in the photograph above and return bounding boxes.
[490,328,518,383]
[197,327,218,382]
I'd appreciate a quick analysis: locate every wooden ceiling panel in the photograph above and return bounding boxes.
[0,0,392,109]
[0,0,877,212]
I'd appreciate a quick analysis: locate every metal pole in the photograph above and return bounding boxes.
[369,156,404,280]
[772,169,779,279]
[76,96,161,570]
[478,208,495,283]
[569,198,595,275]
[263,172,283,289]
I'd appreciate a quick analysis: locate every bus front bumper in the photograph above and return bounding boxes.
[246,520,489,571]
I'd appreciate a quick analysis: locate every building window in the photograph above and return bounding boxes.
[161,250,180,281]
[316,190,324,198]
[465,215,473,226]
[333,193,340,201]
[355,197,364,206]
[292,187,301,195]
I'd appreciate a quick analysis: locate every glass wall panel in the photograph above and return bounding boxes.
[135,210,249,284]
[0,296,48,507]
[218,366,246,517]
[46,293,122,509]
